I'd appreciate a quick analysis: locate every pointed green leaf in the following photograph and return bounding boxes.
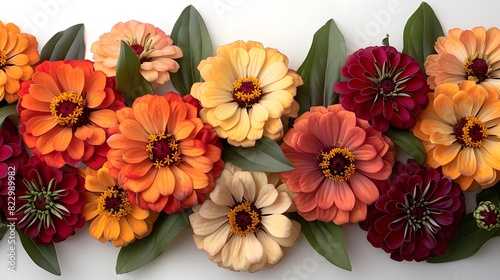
[294,214,351,271]
[170,5,213,95]
[115,40,153,106]
[384,128,426,164]
[222,136,294,172]
[382,34,390,46]
[296,19,347,116]
[40,23,85,62]
[17,229,61,275]
[116,210,191,274]
[0,104,17,127]
[402,2,443,69]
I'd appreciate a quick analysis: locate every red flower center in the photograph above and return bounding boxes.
[466,58,489,82]
[318,147,356,182]
[34,195,48,209]
[481,210,499,226]
[130,44,144,56]
[105,196,122,212]
[232,76,263,108]
[228,201,262,237]
[453,116,488,147]
[50,91,89,127]
[146,132,181,168]
[379,78,396,95]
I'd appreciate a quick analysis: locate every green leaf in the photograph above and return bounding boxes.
[384,128,426,164]
[294,214,351,271]
[116,210,191,274]
[402,2,443,69]
[0,104,17,127]
[17,229,61,275]
[382,34,390,46]
[427,214,500,263]
[295,19,347,116]
[222,136,294,172]
[477,183,500,206]
[40,23,85,62]
[115,40,153,106]
[170,5,213,95]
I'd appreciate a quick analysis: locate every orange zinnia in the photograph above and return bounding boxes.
[17,60,125,168]
[413,81,500,191]
[82,163,158,247]
[0,20,40,103]
[107,93,223,213]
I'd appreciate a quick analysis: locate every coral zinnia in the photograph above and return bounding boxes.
[425,26,500,89]
[189,162,301,272]
[413,81,500,191]
[0,20,40,103]
[82,163,158,247]
[107,93,223,213]
[280,104,395,225]
[91,20,183,84]
[359,160,466,262]
[17,60,125,169]
[190,40,303,147]
[334,46,429,132]
[5,156,86,244]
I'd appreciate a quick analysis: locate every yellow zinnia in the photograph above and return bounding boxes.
[190,40,303,147]
[82,163,158,247]
[0,20,40,103]
[413,81,500,191]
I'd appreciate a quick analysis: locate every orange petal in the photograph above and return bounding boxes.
[103,218,120,241]
[53,127,73,151]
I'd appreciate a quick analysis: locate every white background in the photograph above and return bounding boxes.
[1,0,500,279]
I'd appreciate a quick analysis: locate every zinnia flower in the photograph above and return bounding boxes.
[425,26,500,89]
[359,160,466,262]
[0,20,40,103]
[17,60,125,169]
[0,118,29,207]
[4,156,86,244]
[81,163,158,247]
[334,46,429,132]
[91,20,183,84]
[189,162,301,272]
[280,104,395,225]
[107,93,223,214]
[190,40,303,147]
[473,200,500,230]
[413,81,500,191]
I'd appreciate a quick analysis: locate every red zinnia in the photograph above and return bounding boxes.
[334,46,429,132]
[359,159,466,261]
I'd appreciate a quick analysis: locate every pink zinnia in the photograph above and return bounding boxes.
[334,46,429,132]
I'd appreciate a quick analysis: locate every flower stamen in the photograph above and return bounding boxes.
[146,132,181,168]
[232,76,262,108]
[50,91,88,127]
[464,52,491,82]
[97,186,131,219]
[317,147,356,182]
[0,50,7,68]
[227,200,261,237]
[453,116,488,148]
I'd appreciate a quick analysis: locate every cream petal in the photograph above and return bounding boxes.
[242,233,264,265]
[261,214,292,238]
[202,223,231,257]
[254,183,279,209]
[261,192,292,215]
[256,230,283,265]
[233,171,256,201]
[457,148,477,176]
[247,47,266,77]
[209,185,235,207]
[199,200,230,219]
[190,212,228,236]
[214,102,239,121]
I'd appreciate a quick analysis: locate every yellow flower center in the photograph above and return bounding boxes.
[454,116,488,148]
[97,186,132,218]
[0,50,7,67]
[228,200,262,237]
[50,91,88,127]
[464,52,491,83]
[146,132,181,168]
[317,146,356,182]
[232,76,262,108]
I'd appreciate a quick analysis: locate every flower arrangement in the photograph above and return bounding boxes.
[1,2,500,276]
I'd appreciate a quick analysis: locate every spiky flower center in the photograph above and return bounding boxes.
[464,53,491,82]
[474,201,500,230]
[50,91,89,127]
[318,147,356,182]
[228,200,262,237]
[146,132,181,168]
[232,76,262,108]
[453,116,488,148]
[97,186,132,218]
[371,62,412,100]
[0,50,7,68]
[16,172,70,230]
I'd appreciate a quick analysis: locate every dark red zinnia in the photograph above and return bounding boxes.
[334,46,429,132]
[359,159,466,261]
[3,156,86,244]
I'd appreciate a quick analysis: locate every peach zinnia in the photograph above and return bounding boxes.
[413,81,500,191]
[82,163,158,247]
[425,26,500,89]
[0,20,40,103]
[190,40,303,147]
[17,60,124,168]
[107,93,223,213]
[280,104,395,225]
[91,20,183,84]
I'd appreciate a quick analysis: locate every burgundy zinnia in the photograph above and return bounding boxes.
[334,46,429,132]
[359,160,466,261]
[4,156,86,244]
